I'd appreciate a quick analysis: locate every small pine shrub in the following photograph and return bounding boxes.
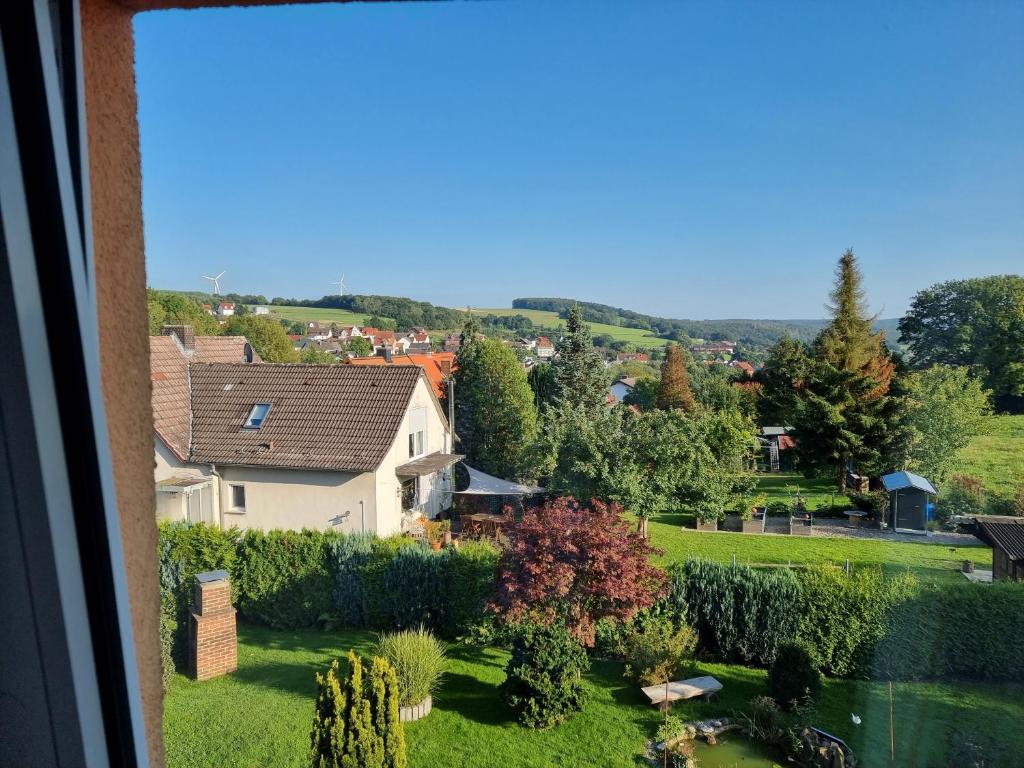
[310,651,406,768]
[376,627,447,707]
[768,641,821,711]
[500,622,590,728]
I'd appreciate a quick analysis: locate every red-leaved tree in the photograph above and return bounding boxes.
[491,497,668,646]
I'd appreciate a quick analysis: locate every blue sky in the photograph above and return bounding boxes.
[135,0,1023,319]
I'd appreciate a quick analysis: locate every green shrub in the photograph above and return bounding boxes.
[310,651,406,768]
[797,567,916,678]
[848,490,888,518]
[358,536,420,627]
[874,581,1024,681]
[158,521,238,665]
[325,531,377,627]
[501,622,590,728]
[382,546,451,630]
[940,474,987,523]
[442,541,500,638]
[233,529,339,629]
[620,615,696,686]
[668,559,801,666]
[764,500,790,517]
[159,599,176,690]
[768,641,821,711]
[376,627,447,707]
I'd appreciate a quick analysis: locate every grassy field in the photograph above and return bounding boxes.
[960,414,1024,499]
[266,305,383,327]
[164,626,1024,768]
[753,472,843,512]
[471,307,670,348]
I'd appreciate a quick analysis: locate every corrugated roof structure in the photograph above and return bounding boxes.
[188,363,422,472]
[881,471,937,495]
[974,516,1024,560]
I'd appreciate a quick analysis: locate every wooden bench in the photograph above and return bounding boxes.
[641,675,723,707]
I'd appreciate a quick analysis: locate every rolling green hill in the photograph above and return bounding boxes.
[266,305,380,327]
[960,414,1024,500]
[470,307,670,347]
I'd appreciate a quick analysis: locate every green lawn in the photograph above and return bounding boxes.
[471,307,670,348]
[643,513,990,584]
[267,305,384,327]
[164,626,1024,768]
[960,414,1024,500]
[754,472,844,512]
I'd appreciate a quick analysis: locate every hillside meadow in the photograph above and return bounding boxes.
[960,414,1024,500]
[471,307,670,348]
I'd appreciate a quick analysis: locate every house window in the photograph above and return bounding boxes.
[229,484,246,511]
[244,403,271,429]
[401,478,417,510]
[408,405,427,458]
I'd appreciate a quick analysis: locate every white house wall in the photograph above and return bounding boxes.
[217,466,378,534]
[375,376,452,530]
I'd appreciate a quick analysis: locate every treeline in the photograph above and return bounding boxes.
[513,297,859,347]
[265,293,466,330]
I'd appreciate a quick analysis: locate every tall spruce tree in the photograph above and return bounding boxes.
[552,305,609,415]
[797,250,904,489]
[656,343,696,412]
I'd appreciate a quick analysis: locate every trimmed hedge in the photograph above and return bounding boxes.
[671,558,1024,682]
[233,529,339,629]
[157,523,498,645]
[668,559,801,667]
[874,581,1024,681]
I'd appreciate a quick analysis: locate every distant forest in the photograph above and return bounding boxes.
[513,297,902,348]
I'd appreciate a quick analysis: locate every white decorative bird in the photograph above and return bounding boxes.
[851,713,862,726]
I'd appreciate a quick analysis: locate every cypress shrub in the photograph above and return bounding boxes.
[669,559,800,666]
[500,622,590,729]
[797,566,917,678]
[874,581,1024,681]
[382,546,451,630]
[326,532,377,627]
[233,529,339,629]
[443,540,500,638]
[359,536,420,627]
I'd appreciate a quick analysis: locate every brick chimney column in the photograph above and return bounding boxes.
[189,571,237,681]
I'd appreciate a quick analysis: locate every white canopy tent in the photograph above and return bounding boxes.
[456,465,543,496]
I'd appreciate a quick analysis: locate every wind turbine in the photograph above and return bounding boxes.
[329,274,346,296]
[202,270,225,294]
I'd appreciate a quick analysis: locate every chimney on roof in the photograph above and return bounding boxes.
[383,345,393,363]
[161,325,196,352]
[438,358,452,377]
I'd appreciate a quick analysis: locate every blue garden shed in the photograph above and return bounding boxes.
[881,471,937,534]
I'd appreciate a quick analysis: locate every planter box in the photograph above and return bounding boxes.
[789,517,813,536]
[741,517,765,534]
[399,695,432,723]
[723,514,742,533]
[695,519,719,532]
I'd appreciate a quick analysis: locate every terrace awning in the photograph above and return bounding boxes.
[395,451,464,478]
[455,464,543,496]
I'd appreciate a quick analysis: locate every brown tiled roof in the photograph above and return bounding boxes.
[150,333,260,459]
[188,363,424,472]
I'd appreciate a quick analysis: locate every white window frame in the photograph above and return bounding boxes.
[228,484,246,513]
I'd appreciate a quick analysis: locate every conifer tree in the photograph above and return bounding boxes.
[796,250,905,488]
[310,651,406,768]
[656,343,696,412]
[552,305,609,415]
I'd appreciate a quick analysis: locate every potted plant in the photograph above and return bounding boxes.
[424,520,443,550]
[439,519,452,546]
